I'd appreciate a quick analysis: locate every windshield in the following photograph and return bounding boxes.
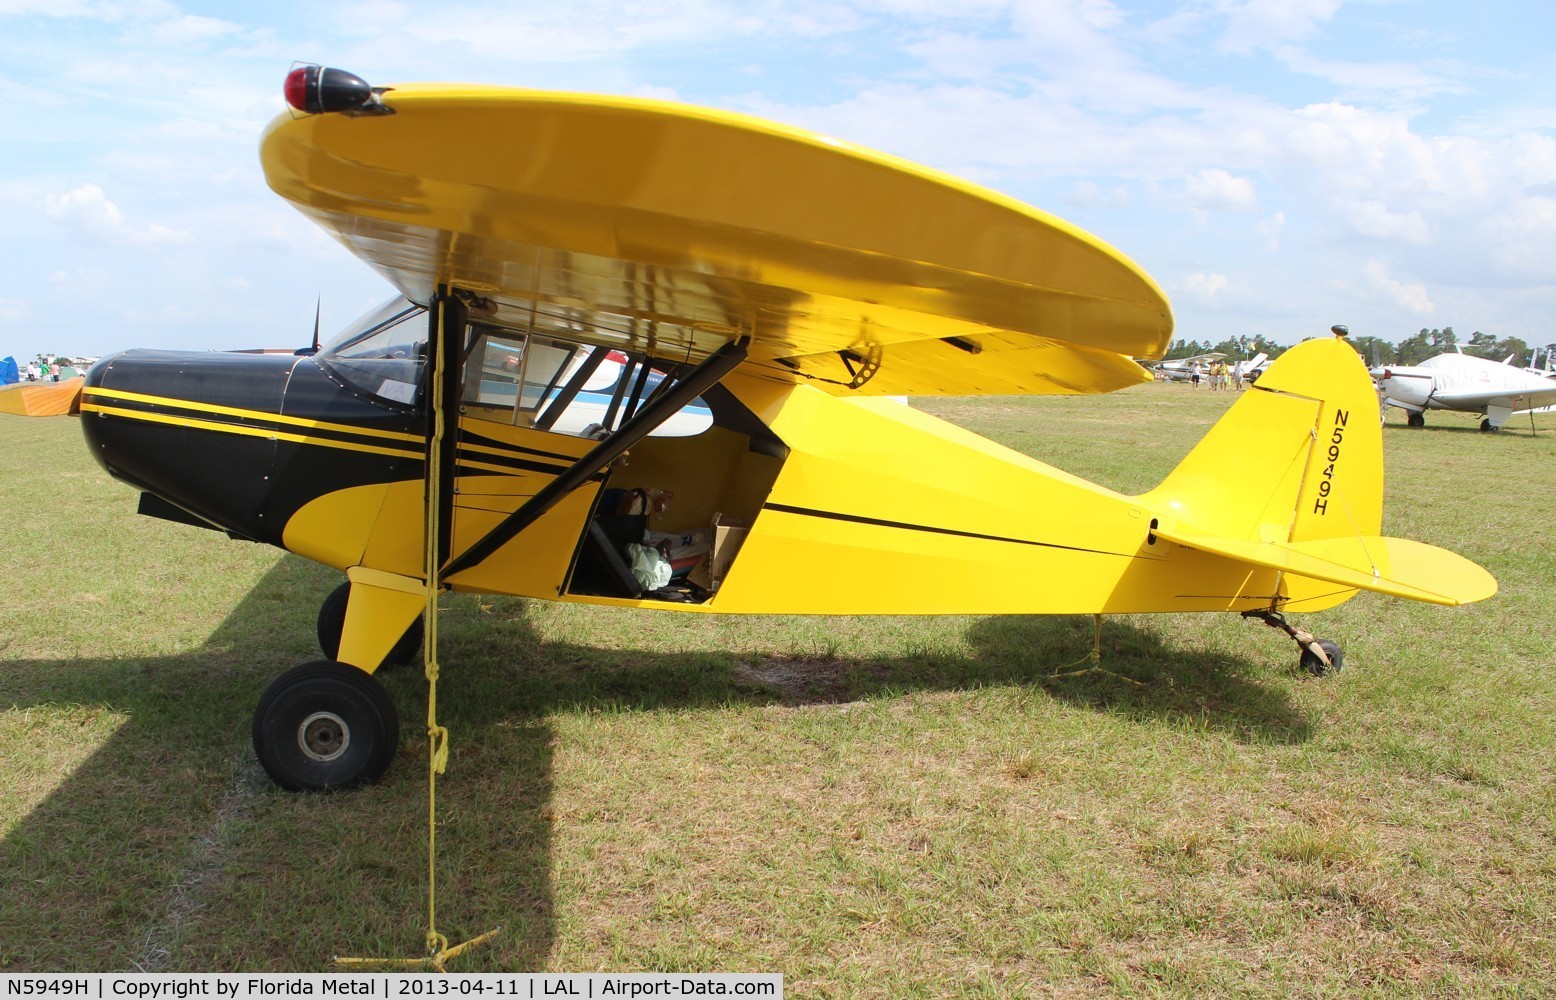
[316,297,428,407]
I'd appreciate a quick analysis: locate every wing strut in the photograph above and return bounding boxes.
[440,338,749,578]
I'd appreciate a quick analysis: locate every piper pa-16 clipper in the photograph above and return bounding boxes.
[72,67,1496,791]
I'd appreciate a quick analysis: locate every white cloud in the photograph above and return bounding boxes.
[1361,260,1435,316]
[1185,167,1257,214]
[1271,45,1463,101]
[1214,0,1341,56]
[628,83,683,103]
[44,184,124,234]
[1183,272,1230,303]
[43,183,194,247]
[344,0,783,61]
[1065,180,1131,208]
[1258,211,1285,249]
[0,297,27,321]
[1,0,1553,359]
[142,13,241,45]
[0,0,178,22]
[1349,199,1431,244]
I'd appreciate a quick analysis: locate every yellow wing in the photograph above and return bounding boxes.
[0,378,83,417]
[260,84,1172,396]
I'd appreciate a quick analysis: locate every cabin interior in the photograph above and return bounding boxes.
[457,322,788,604]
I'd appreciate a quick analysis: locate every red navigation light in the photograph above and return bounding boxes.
[284,65,376,115]
[283,66,312,111]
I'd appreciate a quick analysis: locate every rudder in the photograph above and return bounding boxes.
[1138,335,1387,610]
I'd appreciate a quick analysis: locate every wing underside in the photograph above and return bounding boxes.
[264,85,1173,396]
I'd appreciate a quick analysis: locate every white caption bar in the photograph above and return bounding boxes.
[0,975,782,1000]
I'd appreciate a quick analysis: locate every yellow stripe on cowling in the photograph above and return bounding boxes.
[83,400,553,475]
[81,386,425,444]
[80,402,424,460]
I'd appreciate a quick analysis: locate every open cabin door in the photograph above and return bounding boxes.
[444,323,608,598]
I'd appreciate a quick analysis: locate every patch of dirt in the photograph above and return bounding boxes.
[732,656,890,706]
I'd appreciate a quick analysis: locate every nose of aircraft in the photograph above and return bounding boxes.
[80,348,299,540]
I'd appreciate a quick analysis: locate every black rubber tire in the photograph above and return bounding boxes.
[1480,419,1497,433]
[1299,639,1344,677]
[317,581,423,668]
[1407,412,1425,428]
[252,660,400,791]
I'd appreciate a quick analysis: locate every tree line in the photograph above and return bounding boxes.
[1161,329,1553,368]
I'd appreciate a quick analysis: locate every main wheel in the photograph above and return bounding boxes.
[1299,639,1344,677]
[252,660,400,791]
[1407,412,1425,428]
[1479,418,1498,433]
[317,581,423,668]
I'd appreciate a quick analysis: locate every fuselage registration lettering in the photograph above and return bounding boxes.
[1312,408,1348,515]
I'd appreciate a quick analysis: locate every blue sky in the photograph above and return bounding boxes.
[3,0,1554,365]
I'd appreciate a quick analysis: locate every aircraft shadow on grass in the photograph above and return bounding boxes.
[0,554,1311,972]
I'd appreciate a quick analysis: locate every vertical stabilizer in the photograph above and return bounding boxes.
[1137,334,1386,609]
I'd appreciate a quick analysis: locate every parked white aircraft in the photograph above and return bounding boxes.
[1232,353,1270,382]
[1524,349,1555,379]
[1371,351,1556,431]
[1147,352,1223,382]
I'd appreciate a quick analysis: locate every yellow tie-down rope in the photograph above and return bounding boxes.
[338,294,501,972]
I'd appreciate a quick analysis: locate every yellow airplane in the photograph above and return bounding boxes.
[61,67,1494,791]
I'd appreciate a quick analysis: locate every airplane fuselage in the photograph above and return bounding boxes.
[80,326,1366,669]
[72,319,1493,791]
[1371,352,1556,429]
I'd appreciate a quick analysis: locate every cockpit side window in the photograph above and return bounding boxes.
[315,297,428,407]
[463,328,591,426]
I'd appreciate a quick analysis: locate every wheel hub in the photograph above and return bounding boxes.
[298,711,351,762]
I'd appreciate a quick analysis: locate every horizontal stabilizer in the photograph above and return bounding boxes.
[1153,525,1497,607]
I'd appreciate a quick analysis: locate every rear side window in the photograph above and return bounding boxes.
[462,327,712,438]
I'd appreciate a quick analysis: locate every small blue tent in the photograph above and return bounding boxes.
[0,356,19,385]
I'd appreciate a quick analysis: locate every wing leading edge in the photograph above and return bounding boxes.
[262,83,1172,397]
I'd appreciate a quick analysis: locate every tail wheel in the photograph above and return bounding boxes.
[1299,639,1344,677]
[252,660,400,791]
[317,581,424,668]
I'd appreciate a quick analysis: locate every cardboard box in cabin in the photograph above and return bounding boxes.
[689,513,749,593]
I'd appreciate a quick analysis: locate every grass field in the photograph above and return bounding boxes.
[2,384,1553,993]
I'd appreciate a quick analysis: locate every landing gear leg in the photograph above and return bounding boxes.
[318,580,424,669]
[1242,610,1343,676]
[253,570,424,792]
